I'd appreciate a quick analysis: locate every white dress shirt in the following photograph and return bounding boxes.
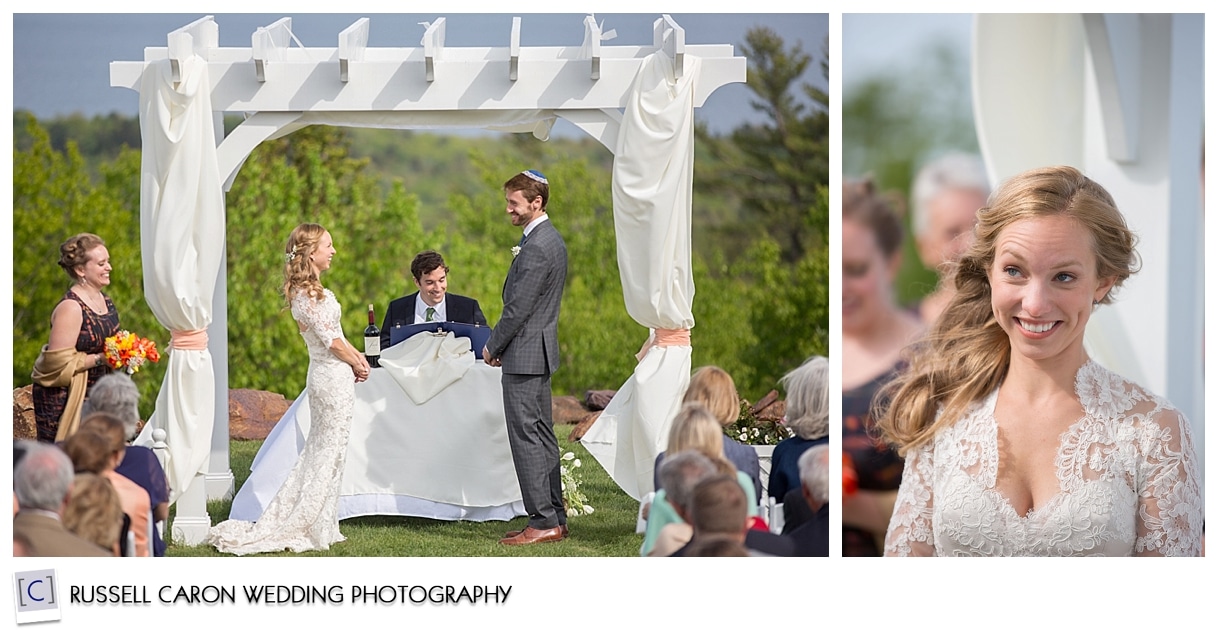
[414,296,447,324]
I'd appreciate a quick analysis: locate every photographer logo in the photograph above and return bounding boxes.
[13,569,60,624]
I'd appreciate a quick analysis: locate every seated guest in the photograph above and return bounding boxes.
[81,374,170,555]
[639,403,759,556]
[63,417,152,557]
[685,534,749,557]
[63,472,125,556]
[648,450,719,557]
[13,441,110,557]
[770,355,830,533]
[380,250,488,348]
[787,444,830,556]
[654,366,761,502]
[672,474,795,557]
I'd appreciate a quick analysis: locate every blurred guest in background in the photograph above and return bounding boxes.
[787,444,830,557]
[910,153,990,324]
[841,178,923,556]
[63,472,125,556]
[656,365,761,502]
[82,374,169,555]
[13,441,110,557]
[65,415,152,557]
[769,355,830,533]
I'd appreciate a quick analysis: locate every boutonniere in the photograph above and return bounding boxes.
[511,245,521,258]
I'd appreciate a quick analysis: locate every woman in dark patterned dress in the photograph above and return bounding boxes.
[841,179,924,556]
[32,234,120,442]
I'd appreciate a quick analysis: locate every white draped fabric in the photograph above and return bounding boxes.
[132,56,225,504]
[580,52,701,500]
[230,355,525,522]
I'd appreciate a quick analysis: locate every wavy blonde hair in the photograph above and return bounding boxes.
[282,223,327,305]
[682,366,740,427]
[668,402,736,477]
[63,473,123,554]
[876,165,1139,453]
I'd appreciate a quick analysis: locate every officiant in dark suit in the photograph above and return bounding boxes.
[482,170,569,546]
[380,250,488,349]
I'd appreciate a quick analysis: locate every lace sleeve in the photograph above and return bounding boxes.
[1134,405,1203,556]
[292,291,342,346]
[884,440,937,557]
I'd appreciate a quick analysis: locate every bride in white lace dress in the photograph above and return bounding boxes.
[208,224,370,555]
[878,166,1201,556]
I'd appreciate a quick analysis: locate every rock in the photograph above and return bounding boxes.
[750,390,780,415]
[13,385,36,440]
[569,411,601,442]
[552,395,589,425]
[584,389,616,411]
[758,400,786,422]
[228,389,293,440]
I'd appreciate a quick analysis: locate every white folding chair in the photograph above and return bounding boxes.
[768,495,785,534]
[636,491,655,534]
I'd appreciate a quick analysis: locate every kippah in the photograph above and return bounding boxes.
[522,169,548,185]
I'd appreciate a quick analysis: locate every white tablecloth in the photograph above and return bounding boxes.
[230,358,525,522]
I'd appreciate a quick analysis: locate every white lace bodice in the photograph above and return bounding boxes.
[292,289,345,364]
[884,361,1202,557]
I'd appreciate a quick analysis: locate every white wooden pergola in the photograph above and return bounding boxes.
[111,14,745,544]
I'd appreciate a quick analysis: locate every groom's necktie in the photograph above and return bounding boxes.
[425,307,436,322]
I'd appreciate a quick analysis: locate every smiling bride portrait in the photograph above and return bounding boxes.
[876,166,1202,557]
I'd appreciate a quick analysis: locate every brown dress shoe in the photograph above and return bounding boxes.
[504,525,568,539]
[499,526,564,545]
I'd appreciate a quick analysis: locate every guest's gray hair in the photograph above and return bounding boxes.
[911,152,990,236]
[658,450,718,512]
[14,441,75,511]
[798,444,830,504]
[82,373,141,441]
[780,356,829,440]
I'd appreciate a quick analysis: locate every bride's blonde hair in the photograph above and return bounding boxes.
[282,223,327,305]
[876,165,1139,454]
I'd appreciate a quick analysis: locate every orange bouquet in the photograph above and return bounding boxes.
[104,330,161,374]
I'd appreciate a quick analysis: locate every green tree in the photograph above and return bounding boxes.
[695,29,829,264]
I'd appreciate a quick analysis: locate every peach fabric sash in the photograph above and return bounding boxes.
[170,329,209,351]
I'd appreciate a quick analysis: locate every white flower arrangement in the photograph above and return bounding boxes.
[560,451,593,516]
[511,245,522,258]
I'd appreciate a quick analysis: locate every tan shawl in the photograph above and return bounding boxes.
[31,345,92,441]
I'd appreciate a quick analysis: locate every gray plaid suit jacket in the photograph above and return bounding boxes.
[485,219,567,375]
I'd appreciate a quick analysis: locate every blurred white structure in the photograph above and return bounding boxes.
[972,14,1204,482]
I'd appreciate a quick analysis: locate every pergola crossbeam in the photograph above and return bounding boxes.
[509,17,521,81]
[582,15,603,80]
[168,15,218,84]
[421,18,446,82]
[251,17,292,83]
[338,18,370,83]
[654,14,685,78]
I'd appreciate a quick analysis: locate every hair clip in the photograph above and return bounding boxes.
[522,169,548,185]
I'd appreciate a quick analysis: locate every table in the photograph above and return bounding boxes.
[229,353,526,522]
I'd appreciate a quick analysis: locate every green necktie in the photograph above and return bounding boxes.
[425,307,436,322]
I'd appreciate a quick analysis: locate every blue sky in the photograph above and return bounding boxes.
[13,13,828,136]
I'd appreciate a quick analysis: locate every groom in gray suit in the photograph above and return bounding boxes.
[483,169,569,545]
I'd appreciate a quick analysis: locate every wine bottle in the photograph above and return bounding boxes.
[364,303,380,368]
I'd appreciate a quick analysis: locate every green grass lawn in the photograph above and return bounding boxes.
[166,425,644,557]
